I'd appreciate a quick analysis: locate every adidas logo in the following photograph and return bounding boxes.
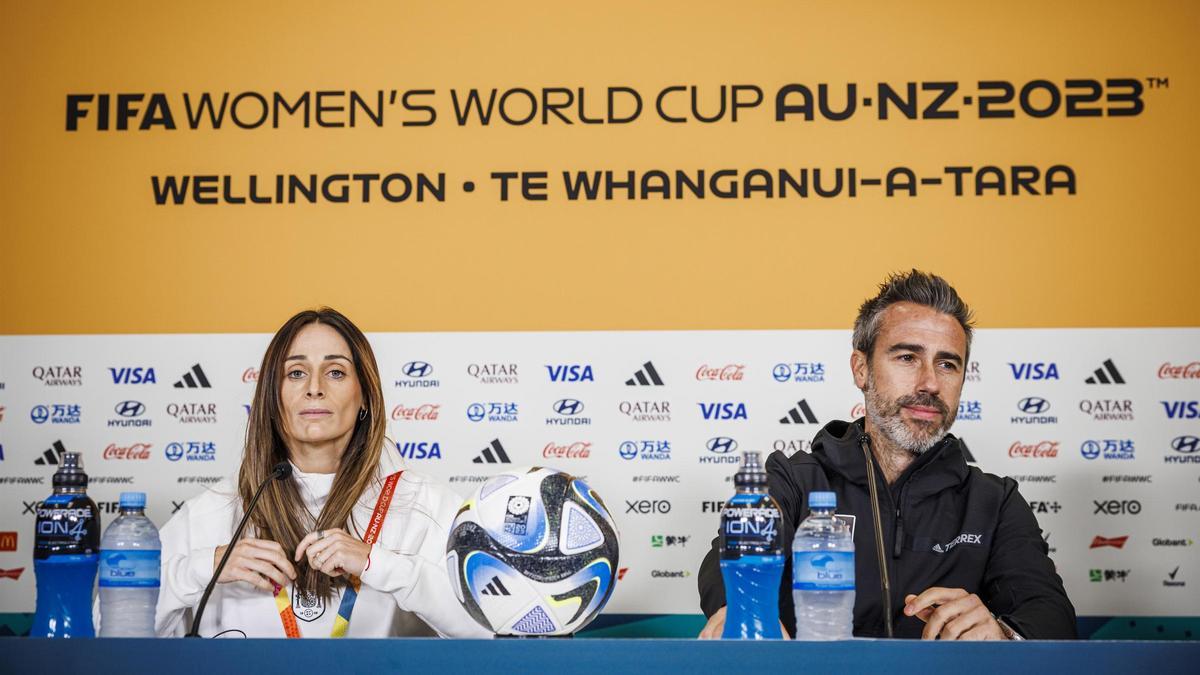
[1085,359,1125,384]
[625,361,664,386]
[173,364,211,389]
[472,439,511,464]
[779,400,818,424]
[480,575,511,597]
[35,440,67,466]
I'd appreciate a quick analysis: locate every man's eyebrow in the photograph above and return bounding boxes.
[886,343,963,365]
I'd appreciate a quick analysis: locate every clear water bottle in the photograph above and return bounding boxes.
[792,491,855,640]
[99,492,161,637]
[32,451,101,638]
[720,451,784,639]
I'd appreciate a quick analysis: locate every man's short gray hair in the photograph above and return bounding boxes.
[852,269,975,362]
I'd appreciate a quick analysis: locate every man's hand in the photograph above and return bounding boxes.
[904,587,1006,640]
[697,606,790,639]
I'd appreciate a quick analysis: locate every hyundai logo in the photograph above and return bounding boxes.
[706,437,738,454]
[115,400,146,418]
[466,403,486,422]
[165,442,184,462]
[772,364,792,382]
[554,399,585,416]
[1172,436,1200,454]
[619,441,638,460]
[402,361,433,378]
[1018,397,1050,414]
[30,405,49,424]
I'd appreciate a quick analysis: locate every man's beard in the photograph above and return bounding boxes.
[864,372,956,455]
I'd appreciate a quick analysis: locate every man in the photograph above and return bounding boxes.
[697,270,1076,640]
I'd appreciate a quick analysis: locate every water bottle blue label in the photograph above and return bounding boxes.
[99,549,161,588]
[792,551,855,591]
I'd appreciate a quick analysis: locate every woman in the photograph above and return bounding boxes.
[156,308,486,637]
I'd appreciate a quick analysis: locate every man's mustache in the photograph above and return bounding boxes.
[894,392,948,416]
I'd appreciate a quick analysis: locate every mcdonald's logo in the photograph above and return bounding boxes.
[0,532,17,552]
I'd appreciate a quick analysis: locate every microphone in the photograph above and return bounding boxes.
[186,461,293,638]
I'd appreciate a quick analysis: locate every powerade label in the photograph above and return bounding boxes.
[721,494,783,558]
[34,494,100,560]
[99,549,161,588]
[792,551,855,591]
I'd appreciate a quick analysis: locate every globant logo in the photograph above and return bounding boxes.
[467,363,519,384]
[1009,441,1059,458]
[618,440,671,461]
[546,399,591,426]
[396,440,442,460]
[164,441,216,462]
[543,441,591,459]
[167,403,218,424]
[1011,397,1057,424]
[31,404,81,425]
[108,401,151,428]
[618,400,671,422]
[700,437,740,465]
[957,400,982,421]
[33,366,83,386]
[466,402,517,423]
[391,404,441,421]
[395,361,439,388]
[102,442,152,461]
[1079,399,1134,421]
[1080,439,1135,461]
[1158,362,1200,379]
[772,362,825,383]
[696,364,744,381]
[1166,436,1200,464]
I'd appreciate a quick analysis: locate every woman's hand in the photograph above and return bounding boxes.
[213,538,297,592]
[295,529,371,578]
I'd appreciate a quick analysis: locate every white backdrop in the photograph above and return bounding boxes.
[1,328,1197,617]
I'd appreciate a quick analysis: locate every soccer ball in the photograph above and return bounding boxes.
[445,467,619,636]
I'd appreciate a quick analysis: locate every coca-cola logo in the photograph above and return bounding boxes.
[391,404,440,421]
[695,364,745,381]
[242,368,259,383]
[543,441,592,459]
[1009,441,1059,458]
[1159,362,1200,379]
[850,403,866,419]
[103,442,152,460]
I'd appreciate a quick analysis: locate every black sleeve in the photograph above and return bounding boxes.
[980,480,1078,639]
[697,450,806,630]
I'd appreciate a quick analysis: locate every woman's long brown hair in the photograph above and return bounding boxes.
[239,307,386,600]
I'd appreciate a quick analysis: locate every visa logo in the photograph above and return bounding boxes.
[109,367,157,384]
[698,402,748,420]
[1162,401,1200,419]
[546,365,594,382]
[1008,362,1059,380]
[396,441,442,459]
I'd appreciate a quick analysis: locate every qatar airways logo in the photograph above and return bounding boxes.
[102,442,152,461]
[1159,362,1200,379]
[543,441,591,459]
[696,364,744,382]
[391,404,440,421]
[1009,441,1059,458]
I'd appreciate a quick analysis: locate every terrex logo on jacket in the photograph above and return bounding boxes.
[931,533,984,553]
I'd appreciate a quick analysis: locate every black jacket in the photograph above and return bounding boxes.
[698,419,1077,639]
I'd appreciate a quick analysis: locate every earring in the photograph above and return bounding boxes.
[358,408,367,421]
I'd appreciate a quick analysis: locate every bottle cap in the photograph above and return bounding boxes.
[119,492,147,509]
[51,451,88,488]
[808,491,836,509]
[733,451,768,489]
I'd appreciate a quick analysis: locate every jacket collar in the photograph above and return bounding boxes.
[811,418,970,499]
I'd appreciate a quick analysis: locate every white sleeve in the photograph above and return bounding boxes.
[358,483,490,638]
[154,502,218,637]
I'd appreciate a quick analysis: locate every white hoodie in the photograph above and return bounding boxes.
[154,450,489,638]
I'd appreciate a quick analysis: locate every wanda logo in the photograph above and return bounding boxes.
[242,368,259,383]
[391,404,440,421]
[103,442,152,460]
[543,441,591,459]
[695,364,744,381]
[1009,441,1059,458]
